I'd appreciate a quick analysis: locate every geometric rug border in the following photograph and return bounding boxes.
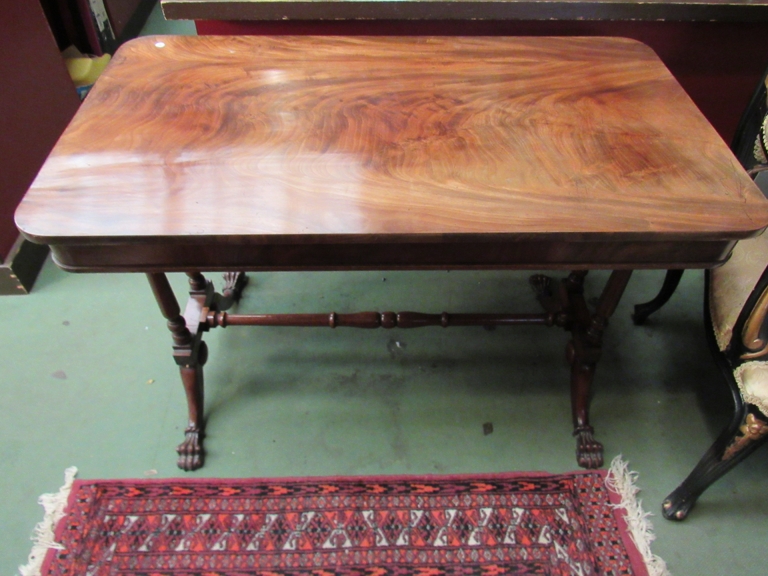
[27,467,663,576]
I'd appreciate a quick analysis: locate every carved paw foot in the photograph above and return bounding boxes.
[222,272,248,302]
[529,274,554,299]
[177,426,204,471]
[530,274,566,320]
[662,486,697,521]
[574,426,603,469]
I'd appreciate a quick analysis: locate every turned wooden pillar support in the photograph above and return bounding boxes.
[146,271,248,471]
[147,272,193,353]
[532,269,633,468]
[560,270,633,469]
[147,272,207,470]
[187,271,207,294]
[588,270,633,347]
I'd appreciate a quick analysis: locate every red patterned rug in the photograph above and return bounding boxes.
[22,459,667,576]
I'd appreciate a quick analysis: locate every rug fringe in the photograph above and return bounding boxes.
[19,467,78,576]
[606,456,670,576]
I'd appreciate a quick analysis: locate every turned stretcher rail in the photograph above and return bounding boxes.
[204,310,559,329]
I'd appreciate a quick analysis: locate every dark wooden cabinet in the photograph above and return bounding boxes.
[40,0,155,54]
[0,0,80,293]
[0,0,154,293]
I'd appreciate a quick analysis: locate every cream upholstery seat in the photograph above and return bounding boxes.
[710,232,768,353]
[733,362,768,418]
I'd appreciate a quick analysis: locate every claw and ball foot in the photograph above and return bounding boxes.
[661,411,768,520]
[574,426,604,469]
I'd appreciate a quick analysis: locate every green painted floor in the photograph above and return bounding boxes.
[5,6,767,572]
[2,261,767,574]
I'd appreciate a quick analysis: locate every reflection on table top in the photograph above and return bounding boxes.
[17,35,768,243]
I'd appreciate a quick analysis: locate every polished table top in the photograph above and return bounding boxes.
[15,36,768,271]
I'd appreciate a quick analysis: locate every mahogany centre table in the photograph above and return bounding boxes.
[16,35,768,471]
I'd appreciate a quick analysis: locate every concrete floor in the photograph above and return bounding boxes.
[2,260,767,574]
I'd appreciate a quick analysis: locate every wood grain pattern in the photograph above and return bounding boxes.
[15,36,768,270]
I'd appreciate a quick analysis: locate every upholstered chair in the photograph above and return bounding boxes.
[660,75,768,521]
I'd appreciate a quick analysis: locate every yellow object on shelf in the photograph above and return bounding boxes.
[64,54,111,87]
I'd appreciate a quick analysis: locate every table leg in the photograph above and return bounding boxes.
[147,272,207,470]
[565,270,633,468]
[150,267,628,471]
[177,344,207,471]
[147,271,248,471]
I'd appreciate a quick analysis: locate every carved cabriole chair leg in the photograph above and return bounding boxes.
[632,269,684,325]
[662,405,768,521]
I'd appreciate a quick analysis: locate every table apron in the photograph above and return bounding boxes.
[47,238,737,272]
